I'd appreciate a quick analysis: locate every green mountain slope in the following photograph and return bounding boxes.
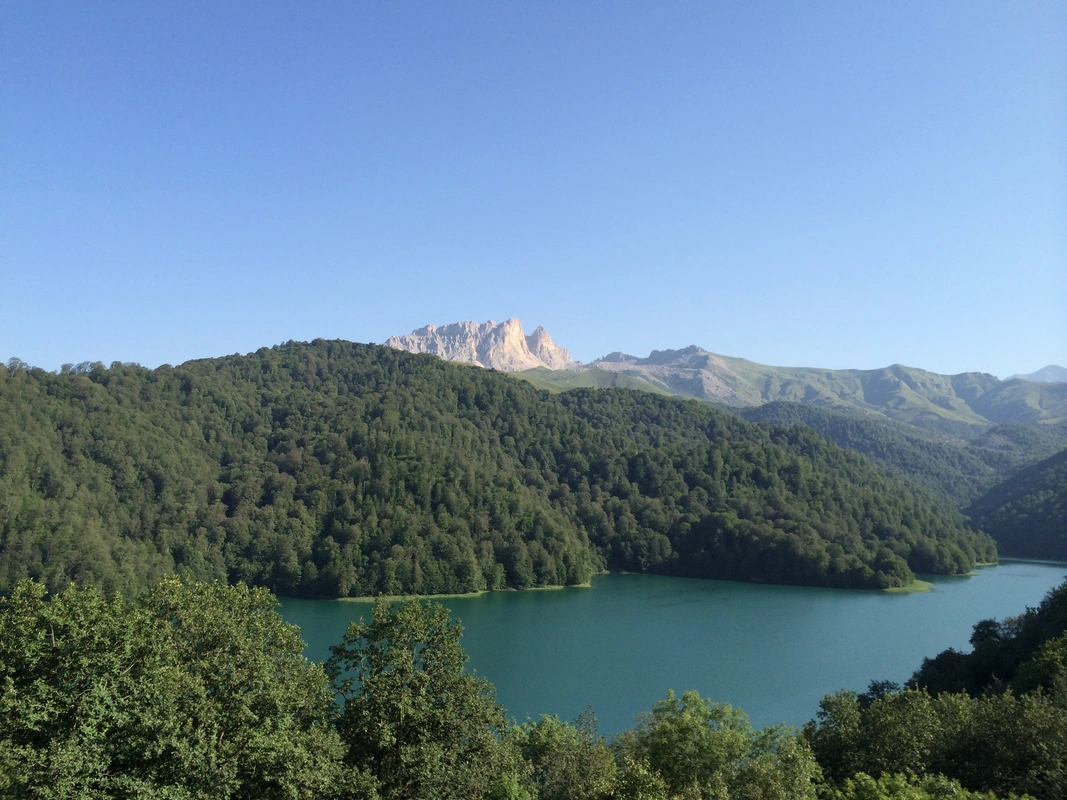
[970,379,1067,424]
[967,448,1067,560]
[515,367,671,395]
[0,342,995,597]
[738,402,1067,509]
[574,349,1067,432]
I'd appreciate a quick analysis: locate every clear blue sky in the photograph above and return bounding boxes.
[3,2,1064,378]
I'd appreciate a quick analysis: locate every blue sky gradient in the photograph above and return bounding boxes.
[2,2,1064,377]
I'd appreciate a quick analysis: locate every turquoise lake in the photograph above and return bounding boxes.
[279,560,1067,735]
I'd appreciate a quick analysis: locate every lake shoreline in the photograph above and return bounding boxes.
[325,559,1067,604]
[337,582,593,603]
[280,565,1067,734]
[333,569,983,602]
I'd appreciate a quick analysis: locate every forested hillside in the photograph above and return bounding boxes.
[966,448,1067,560]
[738,402,1067,508]
[0,341,995,597]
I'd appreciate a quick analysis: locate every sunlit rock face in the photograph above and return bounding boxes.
[385,318,579,371]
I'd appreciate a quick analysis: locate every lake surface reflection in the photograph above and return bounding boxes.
[279,560,1067,734]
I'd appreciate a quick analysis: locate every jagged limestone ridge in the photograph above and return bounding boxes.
[385,318,579,371]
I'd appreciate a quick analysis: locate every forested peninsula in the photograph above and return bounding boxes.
[0,340,995,597]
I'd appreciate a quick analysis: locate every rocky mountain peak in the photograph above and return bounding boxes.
[525,325,577,370]
[385,319,579,371]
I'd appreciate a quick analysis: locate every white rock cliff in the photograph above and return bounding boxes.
[385,319,579,371]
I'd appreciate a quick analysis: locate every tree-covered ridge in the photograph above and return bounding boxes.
[737,402,1067,509]
[552,389,993,586]
[964,448,1067,561]
[517,366,672,396]
[0,341,994,598]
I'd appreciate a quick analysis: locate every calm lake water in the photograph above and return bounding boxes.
[279,560,1067,735]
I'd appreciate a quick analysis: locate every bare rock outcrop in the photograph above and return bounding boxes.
[525,325,576,370]
[385,319,579,371]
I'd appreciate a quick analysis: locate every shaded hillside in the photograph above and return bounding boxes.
[967,448,1067,560]
[0,342,994,597]
[968,421,1067,476]
[970,378,1067,424]
[738,402,1067,509]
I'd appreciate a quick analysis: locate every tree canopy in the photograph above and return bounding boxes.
[0,578,345,799]
[327,598,521,800]
[805,577,1067,800]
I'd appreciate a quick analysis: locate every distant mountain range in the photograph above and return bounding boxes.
[385,320,1067,432]
[1008,365,1067,383]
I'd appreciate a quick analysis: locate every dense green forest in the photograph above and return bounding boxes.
[964,449,1067,561]
[4,575,1064,799]
[735,403,1067,558]
[0,342,995,597]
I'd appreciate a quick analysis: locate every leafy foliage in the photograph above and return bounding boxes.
[1,575,1054,800]
[822,772,1028,800]
[513,712,617,800]
[808,578,1067,800]
[614,689,821,800]
[805,684,1066,799]
[0,578,345,799]
[0,343,995,597]
[327,598,522,800]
